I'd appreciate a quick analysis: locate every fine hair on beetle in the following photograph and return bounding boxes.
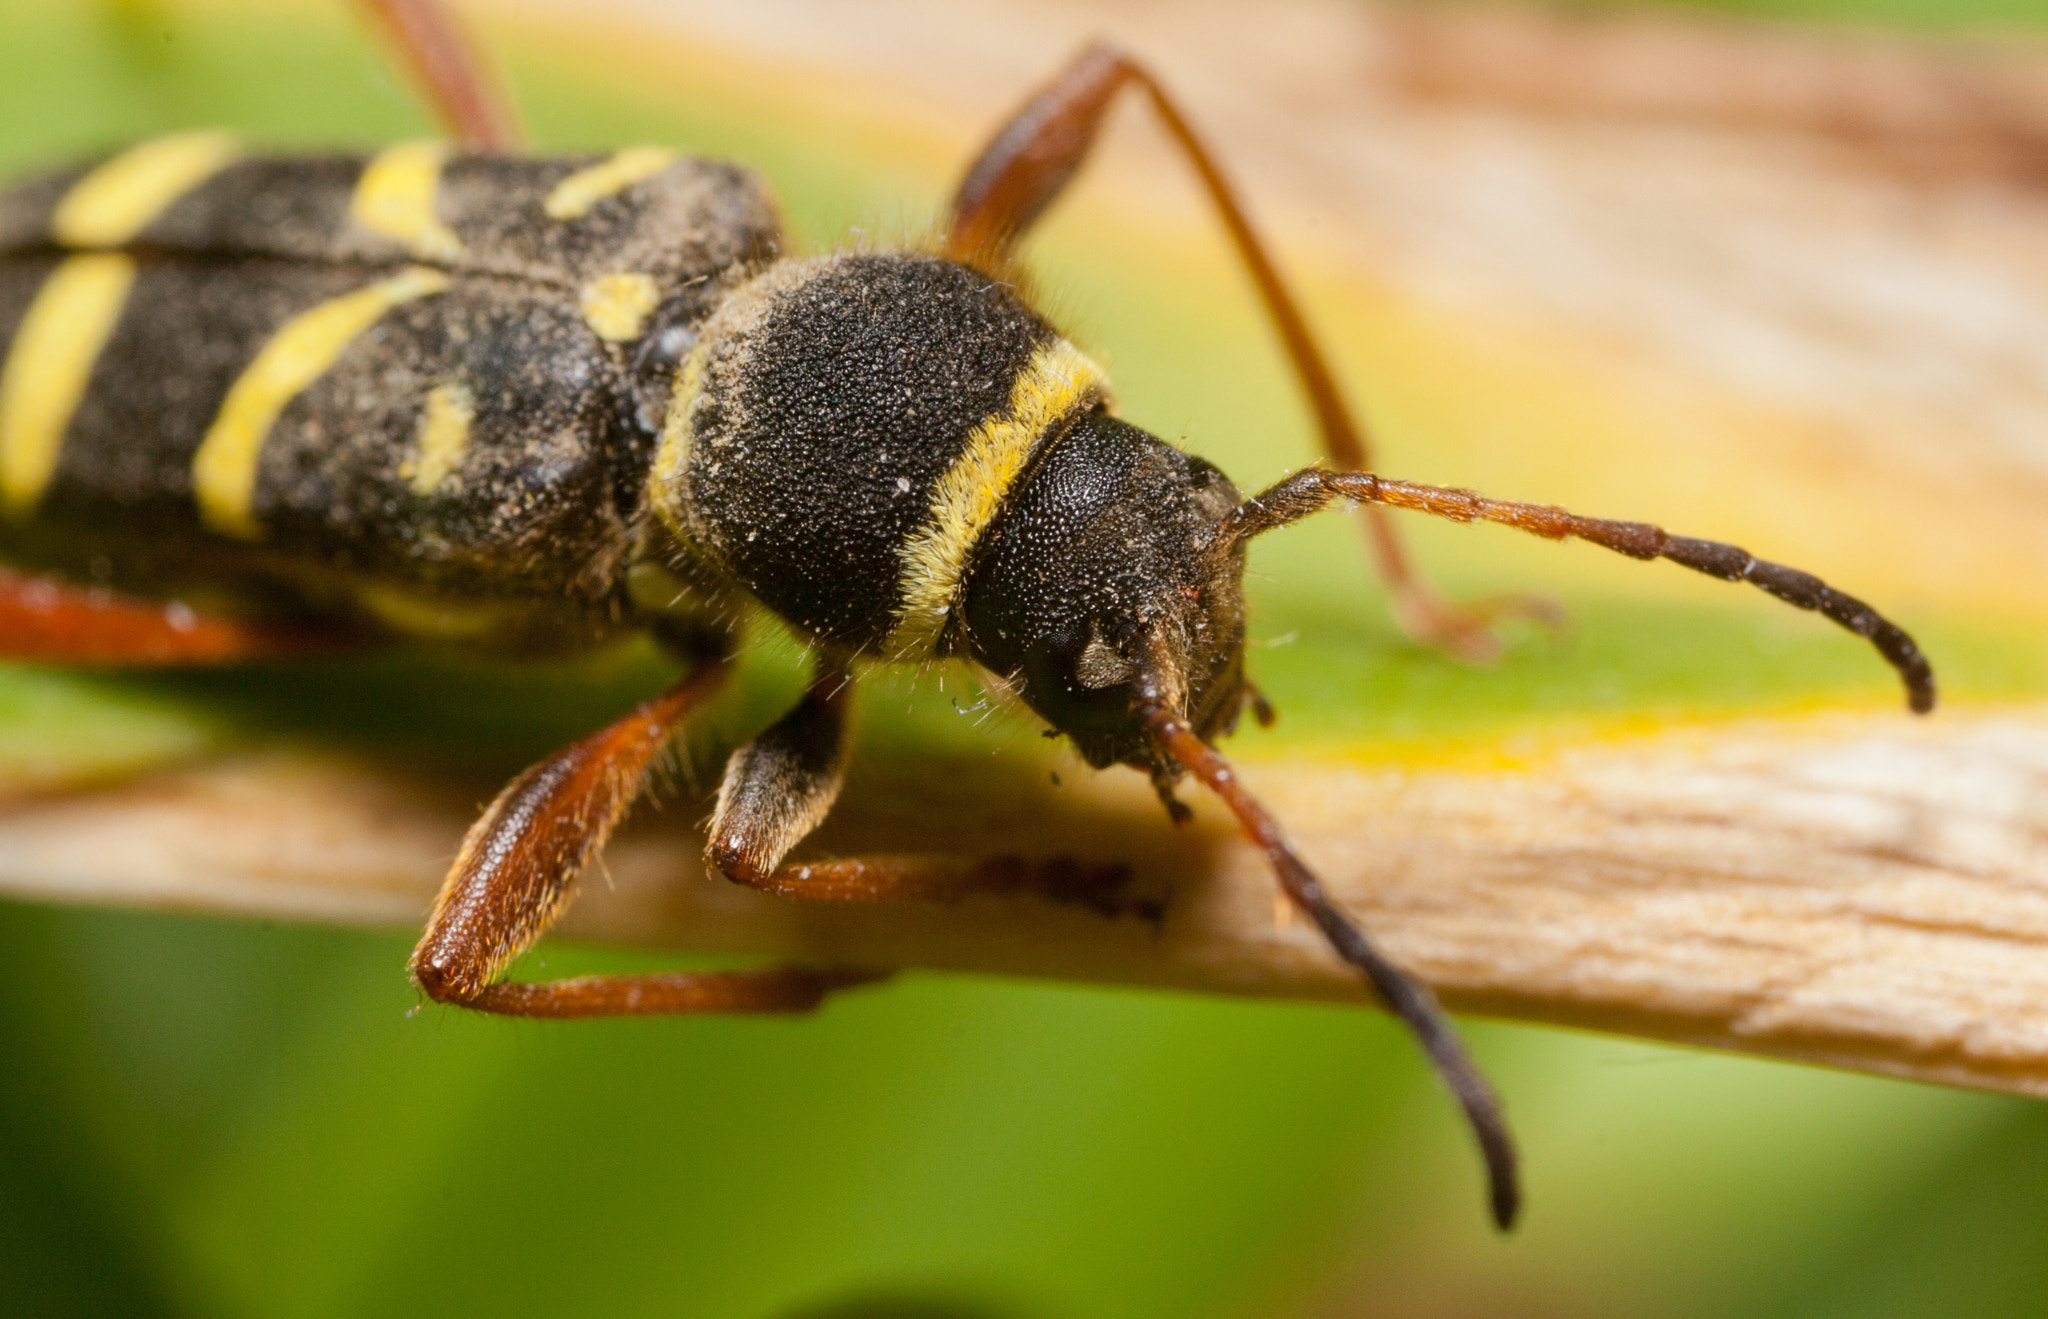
[0,0,1941,1235]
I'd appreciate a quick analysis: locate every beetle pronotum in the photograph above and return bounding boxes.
[0,0,1936,1228]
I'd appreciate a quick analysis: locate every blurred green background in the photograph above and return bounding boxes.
[3,0,2047,1315]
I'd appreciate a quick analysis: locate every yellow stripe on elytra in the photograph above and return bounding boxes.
[544,147,675,221]
[194,266,451,539]
[351,141,465,262]
[0,254,136,517]
[399,381,475,495]
[579,272,660,342]
[50,131,241,248]
[885,339,1107,660]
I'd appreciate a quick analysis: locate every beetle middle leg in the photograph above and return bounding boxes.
[947,42,1557,662]
[410,638,882,1018]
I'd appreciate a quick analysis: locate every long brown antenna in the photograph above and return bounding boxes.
[1136,687,1520,1230]
[1219,468,1937,715]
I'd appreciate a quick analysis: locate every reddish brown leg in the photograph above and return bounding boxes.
[731,855,1155,923]
[949,43,1554,661]
[355,0,524,150]
[410,646,881,1019]
[0,567,352,664]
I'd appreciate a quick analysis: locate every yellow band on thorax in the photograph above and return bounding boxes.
[0,255,137,517]
[885,338,1107,660]
[351,141,465,263]
[50,132,241,248]
[646,337,711,544]
[544,147,676,221]
[194,266,452,539]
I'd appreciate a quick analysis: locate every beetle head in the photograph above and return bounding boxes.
[960,410,1249,773]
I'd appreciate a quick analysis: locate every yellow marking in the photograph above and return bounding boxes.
[194,266,452,539]
[0,254,137,517]
[647,338,710,542]
[50,132,241,248]
[543,147,676,221]
[351,141,465,262]
[355,583,521,642]
[579,271,661,342]
[885,339,1107,659]
[399,381,475,495]
[626,561,705,618]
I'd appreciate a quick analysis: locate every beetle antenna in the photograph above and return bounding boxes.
[1134,653,1520,1230]
[1216,468,1935,715]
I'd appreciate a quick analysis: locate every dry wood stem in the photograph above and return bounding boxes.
[3,708,2046,1097]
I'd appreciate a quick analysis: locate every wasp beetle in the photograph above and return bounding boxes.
[0,0,1937,1229]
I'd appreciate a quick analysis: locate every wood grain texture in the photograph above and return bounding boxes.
[2,707,2044,1095]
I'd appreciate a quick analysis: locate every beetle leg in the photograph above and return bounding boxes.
[354,0,524,150]
[0,566,351,664]
[410,644,881,1018]
[948,43,1556,661]
[725,854,1156,923]
[706,664,1152,917]
[704,662,855,886]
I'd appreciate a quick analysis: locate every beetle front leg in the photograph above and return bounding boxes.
[706,665,1151,916]
[410,645,879,1018]
[729,855,1156,924]
[705,661,855,886]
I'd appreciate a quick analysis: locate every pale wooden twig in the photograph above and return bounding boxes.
[3,707,2045,1096]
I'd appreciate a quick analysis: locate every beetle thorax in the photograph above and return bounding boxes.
[643,250,1109,658]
